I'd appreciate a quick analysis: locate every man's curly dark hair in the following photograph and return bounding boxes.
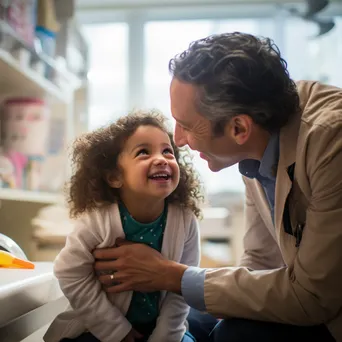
[169,32,300,135]
[67,110,203,219]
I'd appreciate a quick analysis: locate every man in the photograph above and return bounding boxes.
[94,33,342,341]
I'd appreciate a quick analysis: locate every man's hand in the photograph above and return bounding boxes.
[93,238,188,294]
[121,328,143,342]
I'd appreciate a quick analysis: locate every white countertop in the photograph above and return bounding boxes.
[0,262,64,327]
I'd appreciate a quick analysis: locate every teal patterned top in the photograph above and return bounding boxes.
[118,201,167,330]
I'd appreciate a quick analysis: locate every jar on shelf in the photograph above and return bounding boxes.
[1,97,50,190]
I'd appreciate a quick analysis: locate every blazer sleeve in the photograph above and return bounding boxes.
[148,213,201,342]
[239,177,285,270]
[203,124,342,325]
[54,211,132,342]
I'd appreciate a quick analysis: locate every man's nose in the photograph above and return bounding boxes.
[174,125,187,147]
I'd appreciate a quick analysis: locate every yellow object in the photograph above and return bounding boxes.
[0,251,35,269]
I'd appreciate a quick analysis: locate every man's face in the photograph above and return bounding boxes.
[170,78,245,172]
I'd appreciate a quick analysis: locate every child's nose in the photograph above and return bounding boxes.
[153,156,168,165]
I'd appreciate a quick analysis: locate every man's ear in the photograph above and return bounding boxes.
[229,114,253,145]
[106,172,122,189]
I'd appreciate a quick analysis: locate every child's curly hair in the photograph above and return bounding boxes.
[67,110,203,219]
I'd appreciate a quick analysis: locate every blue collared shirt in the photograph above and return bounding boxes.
[239,134,279,222]
[181,134,280,311]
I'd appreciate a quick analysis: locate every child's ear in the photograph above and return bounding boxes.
[106,172,122,189]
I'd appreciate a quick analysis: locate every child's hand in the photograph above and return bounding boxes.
[121,328,143,342]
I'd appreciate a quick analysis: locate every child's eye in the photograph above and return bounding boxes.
[136,149,148,156]
[163,148,174,155]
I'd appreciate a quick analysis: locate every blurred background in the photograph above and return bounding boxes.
[0,0,341,268]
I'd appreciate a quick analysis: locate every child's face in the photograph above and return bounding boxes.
[113,125,180,201]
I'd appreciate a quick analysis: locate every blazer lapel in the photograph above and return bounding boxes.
[254,179,276,238]
[274,111,302,242]
[274,165,293,241]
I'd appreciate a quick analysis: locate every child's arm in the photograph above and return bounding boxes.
[54,211,132,342]
[148,213,200,342]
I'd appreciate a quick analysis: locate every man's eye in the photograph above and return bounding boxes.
[163,148,174,155]
[136,149,148,156]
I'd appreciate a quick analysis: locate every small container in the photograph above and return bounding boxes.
[35,26,56,78]
[25,155,44,191]
[35,26,56,58]
[2,97,50,190]
[2,97,50,156]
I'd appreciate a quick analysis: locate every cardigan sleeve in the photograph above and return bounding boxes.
[53,210,132,342]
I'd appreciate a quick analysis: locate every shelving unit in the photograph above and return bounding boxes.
[0,42,76,202]
[0,189,63,204]
[0,49,70,105]
[0,17,87,259]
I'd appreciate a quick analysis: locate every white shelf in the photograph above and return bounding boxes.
[0,189,63,204]
[0,49,70,105]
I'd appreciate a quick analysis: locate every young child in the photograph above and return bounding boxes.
[44,110,203,342]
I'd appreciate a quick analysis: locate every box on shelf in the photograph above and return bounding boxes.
[0,97,49,191]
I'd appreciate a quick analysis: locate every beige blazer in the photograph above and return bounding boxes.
[203,81,342,341]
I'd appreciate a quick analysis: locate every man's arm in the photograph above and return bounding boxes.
[203,124,342,325]
[239,177,285,270]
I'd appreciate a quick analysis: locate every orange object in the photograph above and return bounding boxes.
[0,250,35,269]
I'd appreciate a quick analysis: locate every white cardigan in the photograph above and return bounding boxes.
[43,203,200,342]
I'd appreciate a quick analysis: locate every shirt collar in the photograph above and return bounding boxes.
[239,134,279,180]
